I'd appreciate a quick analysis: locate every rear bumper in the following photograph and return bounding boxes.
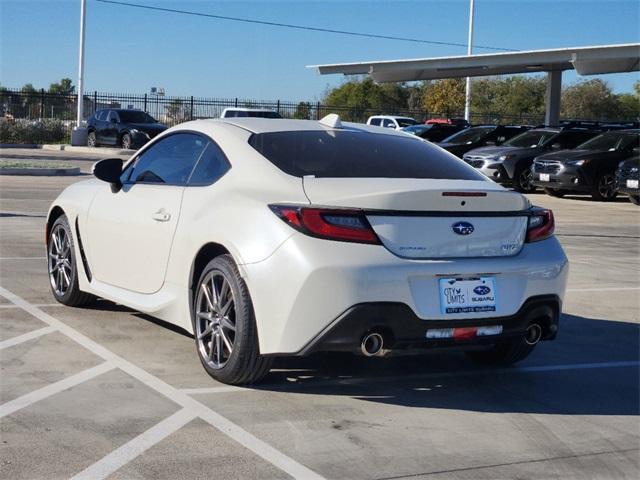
[242,233,569,355]
[299,295,560,355]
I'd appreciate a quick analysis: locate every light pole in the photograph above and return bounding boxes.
[463,0,475,122]
[71,0,88,145]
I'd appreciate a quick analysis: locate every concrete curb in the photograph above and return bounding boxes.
[0,167,82,176]
[0,144,134,156]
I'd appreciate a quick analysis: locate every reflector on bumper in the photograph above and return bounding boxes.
[425,325,503,340]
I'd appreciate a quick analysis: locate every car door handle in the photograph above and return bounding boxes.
[151,209,171,222]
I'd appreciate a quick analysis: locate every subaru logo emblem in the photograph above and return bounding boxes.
[473,285,491,295]
[452,221,474,235]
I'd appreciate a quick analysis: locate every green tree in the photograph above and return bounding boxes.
[421,79,465,115]
[166,99,186,124]
[48,78,74,95]
[560,79,621,120]
[293,101,312,120]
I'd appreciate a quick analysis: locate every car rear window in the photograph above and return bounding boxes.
[248,130,486,180]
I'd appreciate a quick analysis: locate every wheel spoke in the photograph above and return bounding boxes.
[197,323,213,339]
[52,231,61,254]
[201,283,215,311]
[219,297,233,317]
[197,311,212,321]
[215,333,222,364]
[61,267,71,287]
[208,339,215,360]
[220,328,233,353]
[211,277,219,307]
[220,316,235,332]
[218,280,230,308]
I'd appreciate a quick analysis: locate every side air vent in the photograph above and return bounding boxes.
[75,217,92,282]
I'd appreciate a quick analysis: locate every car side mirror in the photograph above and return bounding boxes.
[484,141,496,146]
[93,158,123,193]
[550,143,562,150]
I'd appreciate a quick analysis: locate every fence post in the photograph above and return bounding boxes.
[276,100,280,115]
[144,93,147,113]
[190,96,194,120]
[93,91,97,114]
[40,89,45,119]
[235,98,238,108]
[316,101,321,120]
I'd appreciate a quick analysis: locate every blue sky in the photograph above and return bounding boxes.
[1,0,639,100]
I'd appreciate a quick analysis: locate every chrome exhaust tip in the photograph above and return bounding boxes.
[361,332,384,357]
[525,323,543,345]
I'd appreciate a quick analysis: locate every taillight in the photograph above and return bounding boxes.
[269,205,381,245]
[526,208,555,243]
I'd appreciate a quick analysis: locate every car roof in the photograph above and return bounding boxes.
[222,107,277,112]
[368,115,415,120]
[182,117,412,137]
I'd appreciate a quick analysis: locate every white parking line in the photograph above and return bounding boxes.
[71,408,197,480]
[179,360,640,395]
[0,362,115,418]
[0,325,56,350]
[0,303,62,309]
[0,286,325,480]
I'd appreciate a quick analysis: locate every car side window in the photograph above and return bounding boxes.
[95,110,107,121]
[107,111,119,123]
[125,133,208,186]
[369,118,381,126]
[382,119,396,128]
[187,141,231,186]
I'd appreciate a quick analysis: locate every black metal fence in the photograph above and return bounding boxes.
[1,87,637,144]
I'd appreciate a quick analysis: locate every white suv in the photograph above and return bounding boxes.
[367,115,420,130]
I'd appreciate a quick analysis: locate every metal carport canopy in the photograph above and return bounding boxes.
[309,43,639,126]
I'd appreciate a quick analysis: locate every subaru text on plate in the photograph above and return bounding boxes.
[45,114,568,385]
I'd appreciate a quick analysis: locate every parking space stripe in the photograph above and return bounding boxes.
[0,362,115,418]
[71,408,197,480]
[179,360,640,394]
[0,286,325,480]
[0,326,56,350]
[0,257,46,260]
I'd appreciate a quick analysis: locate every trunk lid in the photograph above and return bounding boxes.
[302,177,529,259]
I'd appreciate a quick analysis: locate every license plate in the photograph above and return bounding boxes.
[439,277,497,314]
[627,179,639,189]
[539,173,550,182]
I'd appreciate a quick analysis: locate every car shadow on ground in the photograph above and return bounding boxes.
[254,314,640,416]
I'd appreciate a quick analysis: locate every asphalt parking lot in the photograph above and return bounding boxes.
[1,149,639,479]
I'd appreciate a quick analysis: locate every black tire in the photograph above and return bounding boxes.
[47,215,95,307]
[121,133,132,150]
[465,334,537,366]
[87,131,97,147]
[629,195,640,205]
[192,254,272,385]
[591,172,617,201]
[543,188,567,198]
[513,164,536,193]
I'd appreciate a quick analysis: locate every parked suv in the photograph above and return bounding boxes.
[367,115,419,130]
[87,109,167,149]
[532,130,639,201]
[438,125,529,158]
[220,108,281,119]
[616,153,640,205]
[463,127,601,192]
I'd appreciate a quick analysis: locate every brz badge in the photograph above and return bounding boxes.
[452,221,474,235]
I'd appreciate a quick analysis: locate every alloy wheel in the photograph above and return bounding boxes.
[121,134,131,149]
[48,224,72,297]
[519,167,534,191]
[195,271,236,369]
[597,173,616,199]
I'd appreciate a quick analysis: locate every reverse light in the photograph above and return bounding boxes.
[269,205,381,244]
[526,208,555,243]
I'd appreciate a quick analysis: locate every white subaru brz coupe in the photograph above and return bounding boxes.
[46,115,568,384]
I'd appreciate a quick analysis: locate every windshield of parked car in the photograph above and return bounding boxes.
[249,130,486,180]
[503,130,557,148]
[401,125,432,135]
[576,132,639,151]
[396,118,420,127]
[117,110,156,123]
[226,110,282,118]
[441,126,495,144]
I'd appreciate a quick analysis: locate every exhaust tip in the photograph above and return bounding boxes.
[361,332,384,357]
[525,323,543,345]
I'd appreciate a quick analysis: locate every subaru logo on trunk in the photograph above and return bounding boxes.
[452,221,474,235]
